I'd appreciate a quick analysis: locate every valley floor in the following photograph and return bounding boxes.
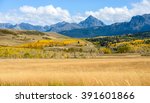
[0,56,150,86]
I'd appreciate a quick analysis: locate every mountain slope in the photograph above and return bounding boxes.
[0,23,14,29]
[13,23,46,32]
[79,15,105,28]
[48,21,82,32]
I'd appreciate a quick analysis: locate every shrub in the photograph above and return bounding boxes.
[144,39,150,44]
[99,47,112,54]
[23,53,31,58]
[116,44,132,53]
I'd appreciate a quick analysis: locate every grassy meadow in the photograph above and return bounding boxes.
[0,57,149,86]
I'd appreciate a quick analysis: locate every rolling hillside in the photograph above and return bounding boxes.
[0,29,97,59]
[0,29,69,46]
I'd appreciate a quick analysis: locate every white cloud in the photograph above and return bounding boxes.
[0,0,150,25]
[20,6,36,14]
[0,12,24,24]
[0,5,72,25]
[19,5,72,25]
[131,0,150,15]
[20,5,70,18]
[85,6,130,24]
[85,0,150,24]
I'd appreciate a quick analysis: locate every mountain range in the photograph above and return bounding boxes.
[60,14,150,38]
[0,14,150,38]
[0,15,104,33]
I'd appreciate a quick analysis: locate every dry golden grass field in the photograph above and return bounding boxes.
[0,56,150,86]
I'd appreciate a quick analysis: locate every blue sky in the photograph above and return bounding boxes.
[0,0,141,14]
[0,0,150,25]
